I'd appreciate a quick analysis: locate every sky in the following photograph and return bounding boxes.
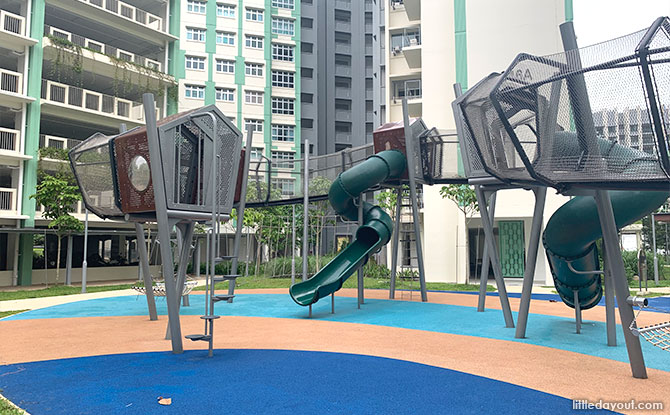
[574,0,670,46]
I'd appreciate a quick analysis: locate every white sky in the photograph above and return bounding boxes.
[574,0,670,46]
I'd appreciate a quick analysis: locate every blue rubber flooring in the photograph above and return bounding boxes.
[4,294,669,372]
[0,349,615,415]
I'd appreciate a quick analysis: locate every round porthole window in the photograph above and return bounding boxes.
[129,155,150,191]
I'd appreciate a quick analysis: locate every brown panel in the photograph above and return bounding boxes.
[113,129,156,213]
[233,149,245,204]
[373,120,411,179]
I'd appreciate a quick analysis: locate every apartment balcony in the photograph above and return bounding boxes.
[334,20,351,32]
[0,10,38,51]
[334,109,352,121]
[334,87,352,99]
[334,43,352,54]
[43,26,173,86]
[0,187,18,213]
[334,64,351,77]
[0,68,35,109]
[40,79,155,129]
[334,0,350,10]
[0,128,31,165]
[403,0,420,21]
[47,0,176,46]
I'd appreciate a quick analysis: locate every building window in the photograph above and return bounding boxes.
[245,62,264,77]
[272,18,295,36]
[245,90,264,105]
[272,43,294,62]
[301,17,313,28]
[301,93,313,103]
[215,87,235,102]
[216,3,236,17]
[272,0,294,9]
[245,119,264,132]
[271,70,294,88]
[250,147,264,160]
[272,97,294,115]
[186,27,206,42]
[185,84,205,99]
[185,55,206,70]
[216,31,235,45]
[271,151,295,169]
[245,8,264,22]
[302,42,313,53]
[301,118,313,129]
[272,124,294,142]
[302,67,313,78]
[215,59,235,73]
[245,35,264,49]
[187,0,207,14]
[271,178,295,196]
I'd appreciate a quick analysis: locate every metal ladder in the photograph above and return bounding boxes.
[398,191,420,300]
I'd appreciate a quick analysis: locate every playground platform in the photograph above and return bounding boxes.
[1,288,669,414]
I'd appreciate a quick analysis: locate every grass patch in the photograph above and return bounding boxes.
[0,284,134,302]
[0,394,26,415]
[629,290,668,298]
[0,310,28,319]
[629,280,670,288]
[194,276,496,293]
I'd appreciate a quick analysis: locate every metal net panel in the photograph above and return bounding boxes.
[69,132,123,219]
[420,128,469,183]
[485,20,670,189]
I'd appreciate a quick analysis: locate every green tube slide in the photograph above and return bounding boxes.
[543,132,670,309]
[289,150,406,306]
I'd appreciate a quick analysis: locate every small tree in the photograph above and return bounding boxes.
[440,184,478,281]
[31,175,83,284]
[308,176,334,271]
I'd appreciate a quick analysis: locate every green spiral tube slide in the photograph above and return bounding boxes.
[543,132,670,309]
[289,150,406,306]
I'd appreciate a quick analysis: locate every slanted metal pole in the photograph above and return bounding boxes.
[81,209,88,293]
[602,242,617,346]
[357,196,364,306]
[143,93,183,353]
[652,213,658,285]
[135,223,157,321]
[65,234,73,285]
[401,98,427,302]
[574,289,582,334]
[331,292,335,314]
[515,186,547,338]
[595,190,647,379]
[228,129,254,302]
[389,189,403,299]
[291,205,296,285]
[475,186,515,328]
[476,190,496,311]
[302,139,309,281]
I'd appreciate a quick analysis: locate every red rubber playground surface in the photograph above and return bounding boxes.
[1,288,669,414]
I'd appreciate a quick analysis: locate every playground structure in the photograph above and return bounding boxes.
[62,17,670,379]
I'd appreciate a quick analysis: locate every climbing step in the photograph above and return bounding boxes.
[213,275,240,282]
[211,294,235,302]
[214,256,236,264]
[200,315,221,320]
[185,334,212,342]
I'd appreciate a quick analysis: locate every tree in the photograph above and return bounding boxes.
[640,199,669,256]
[307,176,334,271]
[31,175,84,284]
[440,184,479,281]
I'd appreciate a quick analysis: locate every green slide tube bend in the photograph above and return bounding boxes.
[543,132,669,309]
[290,150,406,306]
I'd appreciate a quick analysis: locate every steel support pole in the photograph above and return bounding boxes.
[135,223,157,321]
[65,234,73,285]
[302,139,309,281]
[81,209,88,293]
[574,289,582,334]
[194,240,200,280]
[476,190,496,311]
[357,196,364,306]
[475,186,515,328]
[166,221,195,339]
[652,213,659,285]
[595,190,647,378]
[291,205,296,285]
[389,189,403,299]
[401,99,427,302]
[143,93,183,353]
[602,242,617,346]
[228,129,254,302]
[515,186,547,338]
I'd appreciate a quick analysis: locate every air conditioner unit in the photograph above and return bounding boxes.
[393,46,401,55]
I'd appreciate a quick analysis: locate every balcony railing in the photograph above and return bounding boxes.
[1,10,25,36]
[0,127,19,152]
[0,187,17,211]
[39,134,82,151]
[79,0,163,32]
[0,68,22,95]
[45,25,162,72]
[41,79,150,122]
